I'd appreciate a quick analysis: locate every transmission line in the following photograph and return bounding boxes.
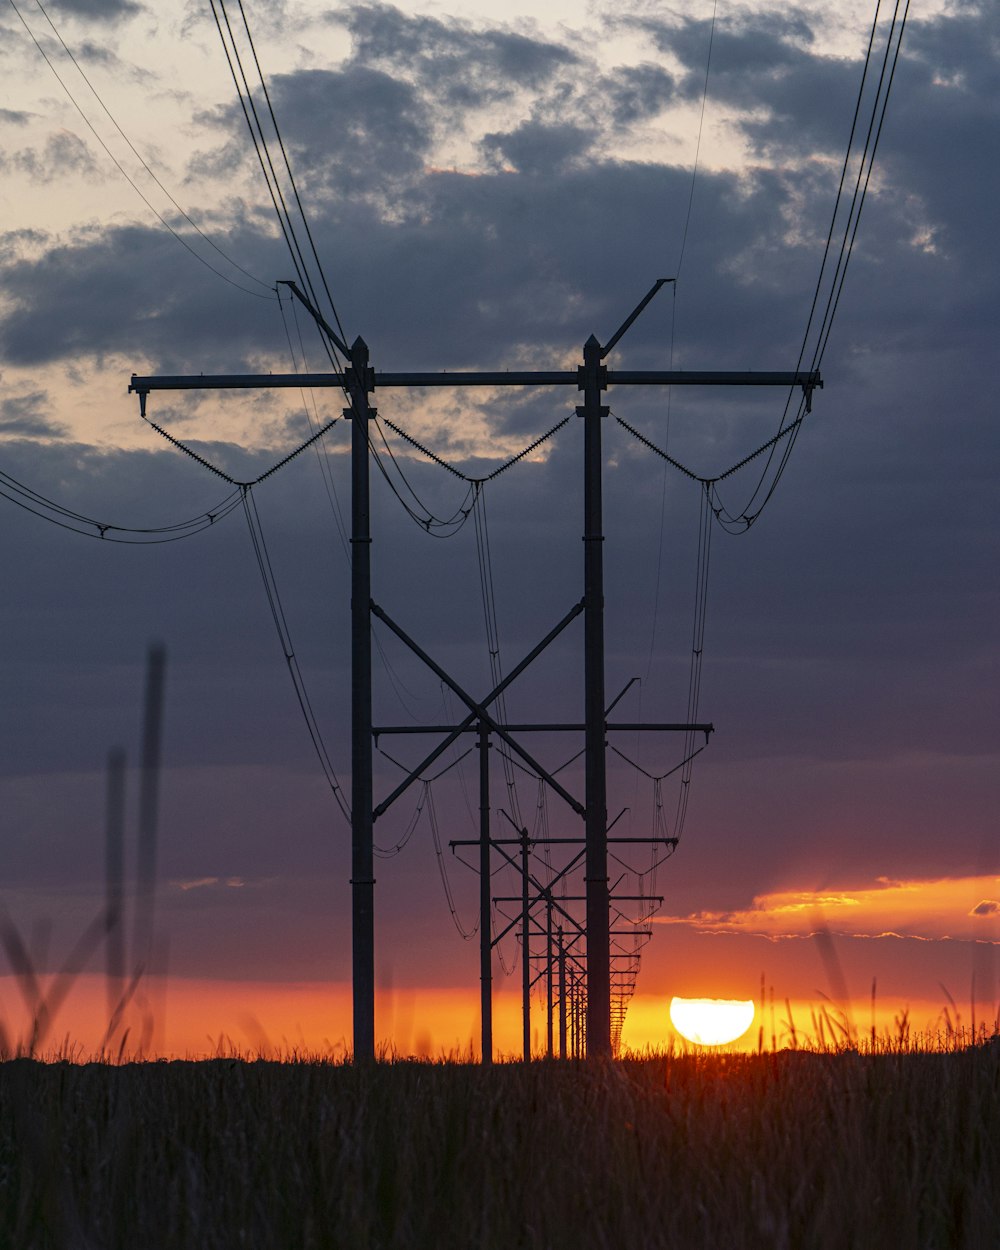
[210,0,346,372]
[8,0,275,299]
[0,460,244,543]
[240,485,350,820]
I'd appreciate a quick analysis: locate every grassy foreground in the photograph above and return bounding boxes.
[2,1047,999,1249]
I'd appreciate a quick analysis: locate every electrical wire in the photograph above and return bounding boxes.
[674,0,719,281]
[0,461,245,543]
[708,0,910,532]
[380,414,572,485]
[369,419,477,537]
[7,0,275,300]
[142,412,339,486]
[473,486,526,831]
[240,485,350,821]
[233,0,349,349]
[210,0,346,372]
[426,782,478,940]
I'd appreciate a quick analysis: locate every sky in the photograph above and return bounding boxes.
[0,0,996,1057]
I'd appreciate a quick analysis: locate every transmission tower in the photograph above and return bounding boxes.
[129,278,820,1061]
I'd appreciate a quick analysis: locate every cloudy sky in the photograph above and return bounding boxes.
[0,0,996,1056]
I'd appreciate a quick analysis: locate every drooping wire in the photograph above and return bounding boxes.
[708,0,910,532]
[7,0,275,300]
[209,0,344,371]
[674,485,712,840]
[276,294,429,722]
[426,783,478,940]
[142,411,339,487]
[380,414,572,485]
[278,291,351,556]
[473,486,524,831]
[240,485,350,821]
[369,419,476,537]
[367,411,573,537]
[674,0,719,282]
[810,0,910,371]
[232,0,349,349]
[622,2,909,536]
[0,461,245,543]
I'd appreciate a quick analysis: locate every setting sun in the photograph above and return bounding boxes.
[669,998,757,1047]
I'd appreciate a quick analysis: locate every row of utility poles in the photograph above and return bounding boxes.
[129,277,820,1061]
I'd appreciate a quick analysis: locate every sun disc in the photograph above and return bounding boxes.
[669,997,756,1046]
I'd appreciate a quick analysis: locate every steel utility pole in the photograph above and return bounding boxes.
[129,277,821,1062]
[580,332,610,1057]
[478,722,492,1065]
[347,337,375,1065]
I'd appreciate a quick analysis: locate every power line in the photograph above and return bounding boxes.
[7,0,276,300]
[232,0,349,349]
[674,0,719,281]
[210,0,346,371]
[0,461,244,543]
[240,485,350,820]
[142,413,339,487]
[709,0,910,532]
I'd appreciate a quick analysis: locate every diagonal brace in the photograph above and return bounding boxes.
[372,598,584,819]
[372,603,586,816]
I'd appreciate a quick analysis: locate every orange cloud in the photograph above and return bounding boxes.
[654,875,1000,943]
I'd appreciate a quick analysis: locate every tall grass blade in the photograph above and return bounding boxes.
[133,643,167,984]
[104,747,127,1029]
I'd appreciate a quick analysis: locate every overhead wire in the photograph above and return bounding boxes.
[369,419,477,537]
[207,0,340,372]
[232,0,349,349]
[210,0,346,373]
[0,461,244,543]
[620,0,716,938]
[709,0,910,532]
[7,0,275,299]
[617,1,909,539]
[240,485,350,821]
[674,0,719,282]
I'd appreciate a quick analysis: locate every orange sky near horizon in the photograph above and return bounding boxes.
[1,974,986,1062]
[4,869,997,1061]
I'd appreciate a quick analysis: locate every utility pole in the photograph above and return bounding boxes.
[520,822,531,1063]
[478,722,492,1065]
[558,925,567,1059]
[347,337,375,1065]
[580,333,610,1057]
[546,895,554,1058]
[129,278,820,1061]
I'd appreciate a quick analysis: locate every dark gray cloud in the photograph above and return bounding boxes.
[0,107,32,125]
[0,391,68,439]
[603,61,677,125]
[481,120,597,173]
[46,0,141,19]
[3,131,100,182]
[331,2,578,106]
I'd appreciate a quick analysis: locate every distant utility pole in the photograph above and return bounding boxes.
[129,278,820,1062]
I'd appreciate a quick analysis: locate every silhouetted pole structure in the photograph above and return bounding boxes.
[128,276,821,1063]
[558,925,567,1058]
[347,337,375,1064]
[546,896,554,1058]
[580,334,611,1058]
[521,823,531,1062]
[478,722,492,1065]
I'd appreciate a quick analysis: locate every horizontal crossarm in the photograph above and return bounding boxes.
[129,369,821,394]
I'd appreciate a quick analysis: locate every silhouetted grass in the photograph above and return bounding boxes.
[2,1045,998,1249]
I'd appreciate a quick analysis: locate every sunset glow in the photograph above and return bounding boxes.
[654,876,1000,942]
[669,998,756,1047]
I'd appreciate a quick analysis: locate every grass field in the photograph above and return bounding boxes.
[2,1044,999,1249]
